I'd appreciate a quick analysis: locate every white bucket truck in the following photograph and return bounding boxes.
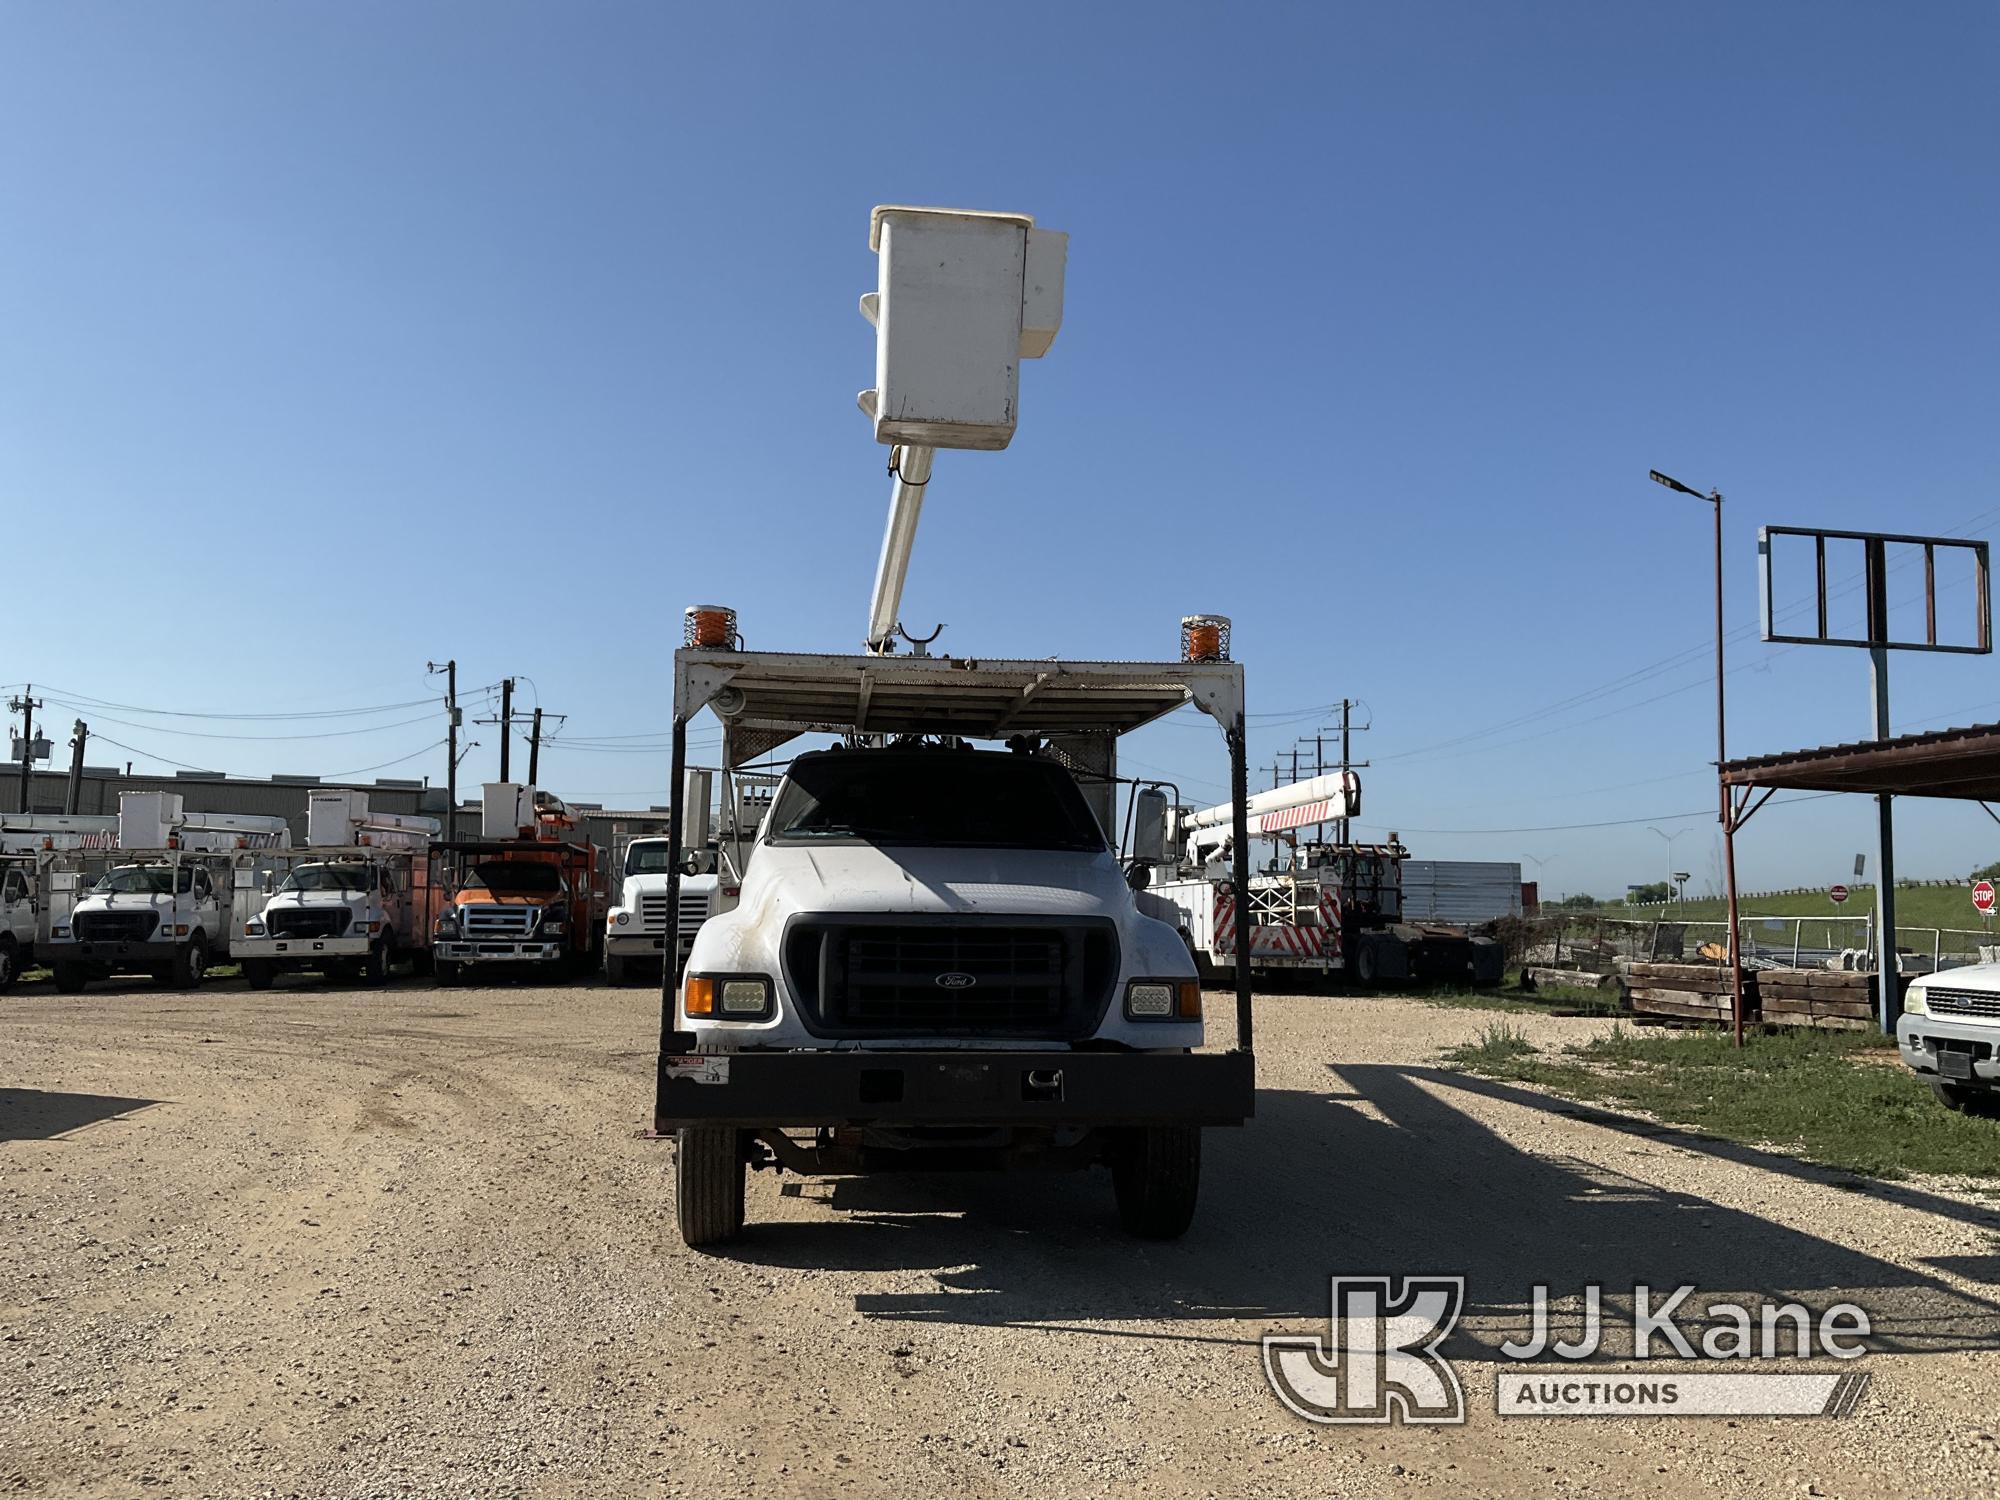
[47,792,290,992]
[237,790,441,989]
[652,207,1256,1248]
[0,814,119,990]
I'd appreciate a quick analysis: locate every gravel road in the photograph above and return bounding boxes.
[4,980,1999,1498]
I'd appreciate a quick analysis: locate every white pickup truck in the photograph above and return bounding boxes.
[653,646,1258,1249]
[1897,967,2000,1115]
[52,857,242,991]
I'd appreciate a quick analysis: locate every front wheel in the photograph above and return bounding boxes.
[434,959,460,987]
[361,940,391,987]
[1111,1124,1201,1240]
[242,959,277,991]
[675,1126,747,1247]
[54,962,88,995]
[605,952,631,987]
[0,940,18,993]
[1930,1077,2000,1117]
[168,935,208,990]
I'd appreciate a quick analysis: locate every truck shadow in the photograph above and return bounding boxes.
[0,1086,161,1141]
[727,1062,2000,1357]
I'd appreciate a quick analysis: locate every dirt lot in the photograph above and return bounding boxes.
[4,980,2000,1498]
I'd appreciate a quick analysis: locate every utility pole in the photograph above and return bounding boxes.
[64,720,88,815]
[527,706,543,785]
[498,678,514,782]
[1321,699,1368,846]
[427,661,460,842]
[10,685,42,816]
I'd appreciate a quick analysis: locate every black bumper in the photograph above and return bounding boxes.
[653,1047,1256,1132]
[61,941,175,967]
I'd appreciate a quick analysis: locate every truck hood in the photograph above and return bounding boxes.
[737,843,1131,920]
[265,890,360,911]
[453,890,553,908]
[73,893,176,913]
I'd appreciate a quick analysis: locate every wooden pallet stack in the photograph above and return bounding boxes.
[1756,969,1896,1031]
[1619,961,1748,1023]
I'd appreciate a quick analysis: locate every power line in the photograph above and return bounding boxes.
[31,683,470,722]
[37,701,441,742]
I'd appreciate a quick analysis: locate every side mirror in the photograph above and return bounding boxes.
[1131,788,1170,866]
[1125,863,1151,893]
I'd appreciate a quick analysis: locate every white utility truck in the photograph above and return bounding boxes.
[47,793,290,992]
[652,205,1256,1248]
[0,814,119,990]
[1897,967,2000,1115]
[237,790,441,988]
[604,771,773,985]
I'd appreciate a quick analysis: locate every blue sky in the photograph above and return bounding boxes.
[4,1,1995,899]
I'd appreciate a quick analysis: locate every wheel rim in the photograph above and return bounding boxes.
[190,946,205,982]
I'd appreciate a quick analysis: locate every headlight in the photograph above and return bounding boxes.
[1126,978,1202,1020]
[435,913,459,938]
[684,973,774,1020]
[52,923,70,939]
[245,920,265,937]
[1904,987,1929,1016]
[611,910,630,927]
[540,904,566,932]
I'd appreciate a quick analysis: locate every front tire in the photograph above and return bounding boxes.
[434,959,460,987]
[242,959,277,991]
[0,940,18,994]
[361,939,391,987]
[675,1127,746,1247]
[605,952,631,987]
[168,934,208,990]
[1930,1077,2000,1117]
[54,962,88,995]
[1112,1125,1201,1239]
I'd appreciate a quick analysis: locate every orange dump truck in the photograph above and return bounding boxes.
[431,783,605,984]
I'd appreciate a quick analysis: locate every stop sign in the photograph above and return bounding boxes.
[1829,884,1850,906]
[1975,880,1995,915]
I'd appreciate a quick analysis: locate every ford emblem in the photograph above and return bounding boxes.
[935,971,977,990]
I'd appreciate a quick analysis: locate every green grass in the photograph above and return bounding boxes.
[1443,1021,2000,1180]
[1604,885,1996,933]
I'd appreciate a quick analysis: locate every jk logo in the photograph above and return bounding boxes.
[1263,1276,1467,1425]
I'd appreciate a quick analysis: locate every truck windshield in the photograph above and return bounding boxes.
[766,752,1106,852]
[461,861,563,895]
[93,866,189,896]
[624,843,678,877]
[282,865,371,894]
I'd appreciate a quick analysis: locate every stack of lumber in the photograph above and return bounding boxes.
[1620,961,1746,1022]
[1756,969,1889,1031]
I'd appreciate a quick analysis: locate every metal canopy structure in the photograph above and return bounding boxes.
[1722,722,2000,803]
[674,649,1247,769]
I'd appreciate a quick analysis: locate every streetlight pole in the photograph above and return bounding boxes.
[1651,469,1743,1045]
[1648,826,1693,899]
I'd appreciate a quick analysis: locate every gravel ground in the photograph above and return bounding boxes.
[4,979,1999,1498]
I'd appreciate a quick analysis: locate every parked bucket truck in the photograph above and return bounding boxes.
[1150,775,1506,988]
[652,205,1256,1249]
[0,814,119,990]
[431,784,605,983]
[45,793,290,992]
[237,790,441,988]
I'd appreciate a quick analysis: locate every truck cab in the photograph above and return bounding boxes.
[236,790,439,989]
[654,642,1258,1248]
[52,858,231,991]
[603,836,716,986]
[0,859,34,990]
[432,785,604,984]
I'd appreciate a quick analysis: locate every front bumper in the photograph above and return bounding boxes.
[607,932,685,959]
[1897,1013,2000,1087]
[437,939,566,964]
[237,935,371,962]
[50,939,177,967]
[654,1046,1256,1131]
